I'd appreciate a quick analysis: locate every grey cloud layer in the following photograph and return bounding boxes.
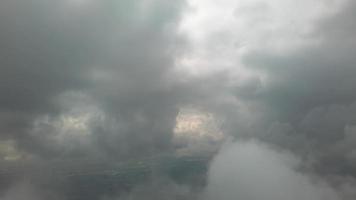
[204,141,341,200]
[1,0,356,199]
[235,1,356,178]
[0,0,193,160]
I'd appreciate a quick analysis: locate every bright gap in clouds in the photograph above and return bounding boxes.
[0,140,27,161]
[173,108,224,155]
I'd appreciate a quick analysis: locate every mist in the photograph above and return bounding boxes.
[204,140,340,200]
[1,0,356,199]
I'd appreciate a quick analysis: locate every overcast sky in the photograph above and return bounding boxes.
[0,0,356,199]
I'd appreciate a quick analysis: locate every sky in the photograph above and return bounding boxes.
[0,0,356,199]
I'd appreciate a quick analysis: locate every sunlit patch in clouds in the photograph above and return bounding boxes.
[173,108,224,155]
[30,112,94,154]
[35,113,92,137]
[0,140,28,161]
[174,108,222,139]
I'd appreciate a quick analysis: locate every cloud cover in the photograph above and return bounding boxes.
[1,0,356,199]
[0,0,189,160]
[204,140,340,200]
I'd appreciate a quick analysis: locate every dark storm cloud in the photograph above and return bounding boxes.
[0,0,194,160]
[1,0,356,199]
[0,1,220,199]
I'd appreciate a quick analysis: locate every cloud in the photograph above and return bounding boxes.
[234,0,356,179]
[0,181,62,200]
[178,0,356,183]
[102,178,200,200]
[1,0,356,199]
[204,140,340,200]
[0,0,190,160]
